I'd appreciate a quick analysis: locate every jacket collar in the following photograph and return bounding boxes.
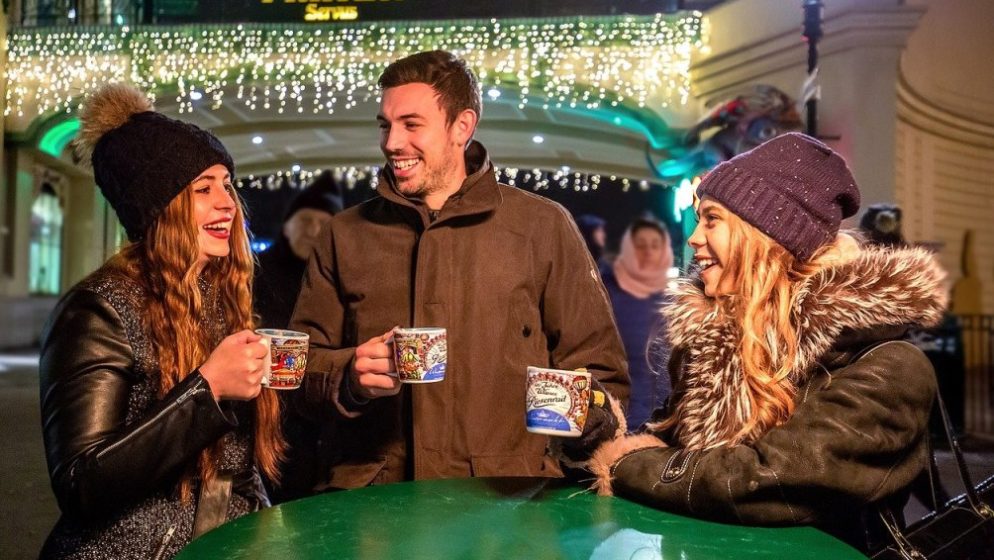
[658,246,948,450]
[376,140,502,225]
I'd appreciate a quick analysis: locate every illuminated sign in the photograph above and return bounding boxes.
[259,0,401,22]
[305,5,358,21]
[247,1,684,23]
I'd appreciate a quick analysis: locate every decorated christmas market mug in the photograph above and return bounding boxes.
[255,328,309,389]
[525,366,591,437]
[392,327,447,383]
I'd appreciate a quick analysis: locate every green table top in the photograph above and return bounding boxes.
[177,477,866,559]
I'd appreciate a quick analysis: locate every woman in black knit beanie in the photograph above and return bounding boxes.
[38,83,284,558]
[589,133,947,553]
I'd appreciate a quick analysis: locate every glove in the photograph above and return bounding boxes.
[559,377,620,458]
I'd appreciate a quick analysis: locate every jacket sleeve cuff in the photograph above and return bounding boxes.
[164,370,240,433]
[588,433,669,496]
[337,360,370,412]
[191,369,244,427]
[297,348,365,419]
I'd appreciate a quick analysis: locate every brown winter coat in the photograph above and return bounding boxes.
[290,141,628,488]
[590,246,948,551]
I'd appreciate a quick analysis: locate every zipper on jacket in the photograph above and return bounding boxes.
[151,525,176,560]
[409,228,423,323]
[93,378,206,462]
[409,224,426,479]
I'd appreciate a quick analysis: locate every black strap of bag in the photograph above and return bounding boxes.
[192,473,233,539]
[932,387,991,518]
[869,342,994,560]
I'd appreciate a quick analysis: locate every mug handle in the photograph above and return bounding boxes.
[385,330,399,378]
[259,337,272,387]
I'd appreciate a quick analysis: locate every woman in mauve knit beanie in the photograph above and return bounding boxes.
[590,133,949,554]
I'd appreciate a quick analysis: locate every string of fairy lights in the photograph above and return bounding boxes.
[238,166,658,194]
[4,14,705,120]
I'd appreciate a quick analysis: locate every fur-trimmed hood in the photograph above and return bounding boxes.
[656,245,947,451]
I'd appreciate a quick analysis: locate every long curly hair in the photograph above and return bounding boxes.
[106,185,284,500]
[706,209,847,443]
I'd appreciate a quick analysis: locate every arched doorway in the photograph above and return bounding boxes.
[28,181,63,295]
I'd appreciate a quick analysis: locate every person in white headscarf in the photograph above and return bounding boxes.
[601,216,674,428]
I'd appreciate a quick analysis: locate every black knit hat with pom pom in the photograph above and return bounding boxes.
[74,84,234,241]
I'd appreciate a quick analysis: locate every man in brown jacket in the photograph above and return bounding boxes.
[289,50,629,489]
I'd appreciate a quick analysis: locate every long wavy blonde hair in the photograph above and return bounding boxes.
[106,185,284,500]
[706,207,856,443]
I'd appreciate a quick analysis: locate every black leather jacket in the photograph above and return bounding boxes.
[38,269,264,559]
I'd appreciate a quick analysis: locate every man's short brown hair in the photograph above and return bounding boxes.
[378,50,483,126]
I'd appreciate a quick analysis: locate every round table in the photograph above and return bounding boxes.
[176,477,866,559]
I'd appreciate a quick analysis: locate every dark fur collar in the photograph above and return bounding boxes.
[657,246,948,450]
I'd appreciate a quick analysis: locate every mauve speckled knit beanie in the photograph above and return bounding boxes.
[695,132,860,261]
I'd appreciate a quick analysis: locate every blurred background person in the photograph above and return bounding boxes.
[253,171,342,504]
[602,216,674,429]
[575,213,611,273]
[254,171,343,329]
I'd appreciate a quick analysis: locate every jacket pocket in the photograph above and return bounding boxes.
[659,448,698,483]
[470,454,561,478]
[323,459,387,490]
[506,292,542,361]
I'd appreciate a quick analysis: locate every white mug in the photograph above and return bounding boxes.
[525,366,591,437]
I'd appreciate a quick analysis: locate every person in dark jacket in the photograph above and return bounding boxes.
[575,213,611,273]
[254,171,343,329]
[602,216,674,429]
[38,83,284,559]
[289,50,628,489]
[253,172,341,504]
[590,133,947,553]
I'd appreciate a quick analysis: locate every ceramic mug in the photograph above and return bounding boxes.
[392,327,447,383]
[525,366,591,437]
[255,328,309,389]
